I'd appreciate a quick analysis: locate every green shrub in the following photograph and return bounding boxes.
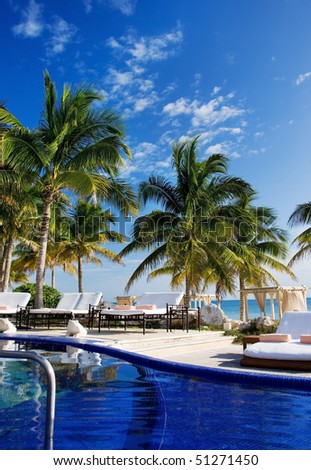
[224,319,279,344]
[13,283,62,308]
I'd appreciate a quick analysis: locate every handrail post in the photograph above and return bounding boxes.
[0,350,56,450]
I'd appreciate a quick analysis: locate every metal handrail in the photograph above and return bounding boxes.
[0,350,56,450]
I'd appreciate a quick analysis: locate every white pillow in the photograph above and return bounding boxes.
[0,318,17,333]
[66,320,87,337]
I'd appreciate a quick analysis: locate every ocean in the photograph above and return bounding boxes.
[203,297,311,321]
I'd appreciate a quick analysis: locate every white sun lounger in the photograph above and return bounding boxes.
[0,292,31,327]
[26,292,103,329]
[97,291,185,334]
[241,312,311,370]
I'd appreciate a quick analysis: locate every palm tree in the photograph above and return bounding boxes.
[58,200,125,292]
[119,136,253,306]
[288,202,311,266]
[13,241,78,289]
[0,71,137,307]
[222,195,295,320]
[0,180,40,291]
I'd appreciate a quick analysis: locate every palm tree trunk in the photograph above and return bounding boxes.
[183,275,191,307]
[51,265,55,289]
[2,236,14,292]
[78,256,83,293]
[35,192,53,308]
[0,240,8,291]
[239,276,245,322]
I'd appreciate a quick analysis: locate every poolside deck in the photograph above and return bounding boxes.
[9,327,311,379]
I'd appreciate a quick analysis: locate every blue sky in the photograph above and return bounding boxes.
[2,0,311,300]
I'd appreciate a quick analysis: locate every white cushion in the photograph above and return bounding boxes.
[113,305,135,310]
[66,320,87,337]
[276,312,311,339]
[244,340,311,361]
[0,318,17,333]
[0,292,31,308]
[56,293,81,310]
[74,292,102,311]
[138,292,183,308]
[28,308,51,314]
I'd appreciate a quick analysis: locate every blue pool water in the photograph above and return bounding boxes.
[1,336,311,450]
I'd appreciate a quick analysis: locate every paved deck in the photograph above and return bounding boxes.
[8,327,311,378]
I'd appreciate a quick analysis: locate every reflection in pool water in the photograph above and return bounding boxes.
[1,339,311,450]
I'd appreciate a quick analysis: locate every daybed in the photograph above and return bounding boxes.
[241,311,311,370]
[96,291,186,334]
[26,292,103,329]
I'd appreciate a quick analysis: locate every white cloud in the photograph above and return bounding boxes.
[83,0,93,13]
[133,142,158,159]
[206,143,225,154]
[107,67,134,87]
[103,26,183,116]
[193,100,244,128]
[46,17,77,56]
[107,26,183,67]
[12,0,44,38]
[104,67,158,114]
[295,72,311,86]
[206,142,241,159]
[12,1,77,55]
[106,36,122,50]
[212,86,221,95]
[163,93,245,129]
[106,0,137,16]
[134,94,158,112]
[163,97,194,116]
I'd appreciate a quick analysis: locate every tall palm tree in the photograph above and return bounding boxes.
[0,71,137,307]
[0,180,40,291]
[58,200,125,292]
[119,136,253,306]
[288,202,311,265]
[222,195,295,320]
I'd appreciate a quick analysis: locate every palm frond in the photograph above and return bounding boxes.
[288,202,311,227]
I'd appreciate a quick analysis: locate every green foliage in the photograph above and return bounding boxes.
[224,319,279,344]
[13,283,61,308]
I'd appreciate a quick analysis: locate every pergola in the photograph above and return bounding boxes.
[240,285,308,321]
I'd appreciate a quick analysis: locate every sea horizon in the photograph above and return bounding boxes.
[207,297,311,321]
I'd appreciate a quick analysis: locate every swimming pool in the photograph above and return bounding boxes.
[1,333,311,450]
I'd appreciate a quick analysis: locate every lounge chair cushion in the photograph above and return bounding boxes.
[244,340,311,361]
[74,292,102,311]
[56,293,81,310]
[138,292,184,309]
[276,312,311,339]
[300,335,311,344]
[0,292,31,309]
[100,309,144,316]
[135,304,157,310]
[113,305,135,310]
[260,333,292,342]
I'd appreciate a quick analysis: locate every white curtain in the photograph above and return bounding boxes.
[281,290,307,313]
[254,292,266,314]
